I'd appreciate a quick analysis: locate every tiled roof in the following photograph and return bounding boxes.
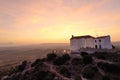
[96,35,110,38]
[71,35,95,40]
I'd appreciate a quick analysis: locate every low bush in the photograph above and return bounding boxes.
[75,76,82,80]
[54,54,70,65]
[83,55,93,64]
[61,54,70,61]
[59,67,71,78]
[17,60,27,72]
[102,75,110,80]
[80,52,88,57]
[97,62,120,74]
[47,53,57,61]
[82,66,98,79]
[21,71,55,80]
[31,71,55,80]
[31,59,43,67]
[93,52,108,60]
[5,61,27,77]
[71,58,83,65]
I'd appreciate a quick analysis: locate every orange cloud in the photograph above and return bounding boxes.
[0,0,120,44]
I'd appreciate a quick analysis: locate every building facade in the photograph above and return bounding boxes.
[70,35,112,52]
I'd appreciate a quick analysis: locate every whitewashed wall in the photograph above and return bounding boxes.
[70,36,112,52]
[70,38,95,51]
[101,36,112,49]
[94,36,112,49]
[85,38,95,48]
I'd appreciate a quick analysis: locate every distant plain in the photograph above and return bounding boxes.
[0,43,69,70]
[0,42,119,70]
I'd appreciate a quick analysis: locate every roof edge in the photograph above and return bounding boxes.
[70,35,110,40]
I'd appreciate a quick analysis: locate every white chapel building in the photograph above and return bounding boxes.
[70,35,112,52]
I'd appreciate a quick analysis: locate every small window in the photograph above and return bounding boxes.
[99,39,101,42]
[95,40,97,42]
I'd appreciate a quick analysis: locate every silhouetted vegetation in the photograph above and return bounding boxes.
[71,58,83,65]
[1,52,120,80]
[82,66,98,79]
[102,75,110,80]
[16,60,27,72]
[80,52,88,57]
[97,62,120,74]
[93,52,108,60]
[21,71,55,80]
[53,54,70,65]
[112,45,115,49]
[61,54,70,61]
[31,59,43,67]
[31,71,55,80]
[47,53,57,61]
[59,67,71,78]
[75,76,82,80]
[0,71,9,79]
[83,55,93,64]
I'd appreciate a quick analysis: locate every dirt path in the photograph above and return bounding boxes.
[80,65,93,80]
[93,57,113,64]
[22,62,32,75]
[44,62,74,80]
[92,57,112,76]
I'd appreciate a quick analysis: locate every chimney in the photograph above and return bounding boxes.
[72,35,74,38]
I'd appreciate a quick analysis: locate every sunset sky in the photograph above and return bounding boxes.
[0,0,120,45]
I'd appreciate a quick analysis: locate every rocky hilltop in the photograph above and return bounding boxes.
[1,52,120,80]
